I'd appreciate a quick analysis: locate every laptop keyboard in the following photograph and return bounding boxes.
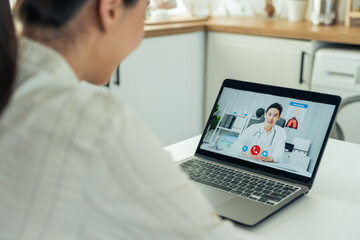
[180,159,300,206]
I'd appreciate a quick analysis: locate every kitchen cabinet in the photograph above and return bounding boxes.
[205,32,313,117]
[110,32,205,146]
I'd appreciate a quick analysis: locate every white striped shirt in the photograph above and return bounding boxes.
[0,38,242,240]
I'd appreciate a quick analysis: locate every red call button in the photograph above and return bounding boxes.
[251,145,261,155]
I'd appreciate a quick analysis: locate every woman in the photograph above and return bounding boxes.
[0,0,240,239]
[0,0,17,116]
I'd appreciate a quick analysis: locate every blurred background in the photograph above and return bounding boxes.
[150,0,349,22]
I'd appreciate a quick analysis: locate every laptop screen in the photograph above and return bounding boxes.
[198,80,340,182]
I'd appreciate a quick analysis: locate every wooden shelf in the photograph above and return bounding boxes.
[144,21,206,38]
[345,0,360,27]
[145,15,210,26]
[349,12,360,18]
[144,16,360,45]
[206,17,360,45]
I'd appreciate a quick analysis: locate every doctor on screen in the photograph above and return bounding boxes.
[234,103,287,163]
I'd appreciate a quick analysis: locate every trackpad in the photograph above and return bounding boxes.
[193,183,235,207]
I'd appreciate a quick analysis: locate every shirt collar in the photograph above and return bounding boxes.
[19,37,79,85]
[261,122,276,134]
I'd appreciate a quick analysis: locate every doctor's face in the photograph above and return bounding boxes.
[264,108,280,128]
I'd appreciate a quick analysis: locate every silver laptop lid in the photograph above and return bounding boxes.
[195,79,341,189]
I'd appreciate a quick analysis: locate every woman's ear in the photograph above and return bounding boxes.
[97,0,123,32]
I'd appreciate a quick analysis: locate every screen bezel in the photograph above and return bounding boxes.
[195,79,341,189]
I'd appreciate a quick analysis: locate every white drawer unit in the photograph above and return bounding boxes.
[311,48,360,96]
[311,48,360,144]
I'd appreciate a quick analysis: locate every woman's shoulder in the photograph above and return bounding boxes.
[73,85,163,155]
[74,84,135,122]
[57,85,147,146]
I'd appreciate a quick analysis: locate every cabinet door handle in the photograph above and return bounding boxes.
[299,51,306,84]
[115,65,121,86]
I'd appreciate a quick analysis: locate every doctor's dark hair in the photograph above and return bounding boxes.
[266,103,283,116]
[0,0,17,116]
[18,0,139,28]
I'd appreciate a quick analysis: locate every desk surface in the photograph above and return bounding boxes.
[165,136,360,240]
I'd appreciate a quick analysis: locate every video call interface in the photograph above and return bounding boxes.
[200,87,336,178]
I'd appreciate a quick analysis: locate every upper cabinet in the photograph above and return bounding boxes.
[110,32,205,146]
[205,32,313,117]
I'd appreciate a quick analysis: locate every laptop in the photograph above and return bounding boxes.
[180,79,341,226]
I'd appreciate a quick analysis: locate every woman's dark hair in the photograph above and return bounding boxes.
[0,0,17,116]
[266,103,283,116]
[18,0,139,29]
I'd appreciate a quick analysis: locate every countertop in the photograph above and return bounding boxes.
[144,21,207,38]
[145,16,360,45]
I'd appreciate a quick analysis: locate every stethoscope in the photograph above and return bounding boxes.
[253,129,277,148]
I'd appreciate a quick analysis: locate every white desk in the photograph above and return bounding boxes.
[165,136,360,240]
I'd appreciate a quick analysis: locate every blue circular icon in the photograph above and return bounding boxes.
[242,146,249,152]
[262,151,269,157]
